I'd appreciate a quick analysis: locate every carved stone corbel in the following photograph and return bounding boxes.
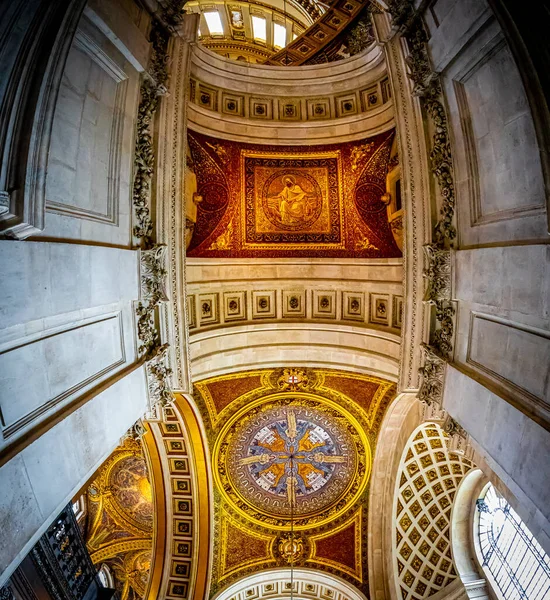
[443,414,472,458]
[121,419,147,443]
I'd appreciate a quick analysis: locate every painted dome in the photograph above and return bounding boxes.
[215,395,370,529]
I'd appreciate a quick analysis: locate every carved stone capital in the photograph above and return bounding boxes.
[121,419,147,443]
[443,415,472,458]
[140,244,169,304]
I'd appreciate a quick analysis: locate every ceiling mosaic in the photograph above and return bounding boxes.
[193,367,396,597]
[82,437,154,600]
[186,130,401,258]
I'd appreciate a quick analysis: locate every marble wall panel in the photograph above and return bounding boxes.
[467,313,550,406]
[442,17,547,246]
[37,14,140,246]
[443,366,550,556]
[0,312,125,437]
[0,365,148,585]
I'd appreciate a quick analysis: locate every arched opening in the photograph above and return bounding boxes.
[474,484,550,600]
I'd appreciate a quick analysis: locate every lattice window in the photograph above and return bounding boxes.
[393,423,474,600]
[476,484,550,600]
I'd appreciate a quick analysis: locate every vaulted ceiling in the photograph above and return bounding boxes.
[186,130,401,258]
[192,367,396,596]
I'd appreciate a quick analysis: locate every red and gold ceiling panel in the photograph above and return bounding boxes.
[187,131,401,258]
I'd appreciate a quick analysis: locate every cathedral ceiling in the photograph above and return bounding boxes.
[187,130,401,258]
[193,367,396,597]
[82,438,154,600]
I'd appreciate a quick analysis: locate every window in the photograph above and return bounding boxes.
[476,484,550,600]
[71,494,86,522]
[251,16,266,42]
[273,23,286,49]
[97,564,115,589]
[204,11,224,36]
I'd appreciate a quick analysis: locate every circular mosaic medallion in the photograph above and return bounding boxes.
[215,397,370,529]
[261,171,323,232]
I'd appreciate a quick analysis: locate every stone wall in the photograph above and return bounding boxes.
[409,0,550,562]
[0,0,155,585]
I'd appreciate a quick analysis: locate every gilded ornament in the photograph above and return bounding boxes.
[209,221,233,251]
[277,368,310,392]
[277,534,306,564]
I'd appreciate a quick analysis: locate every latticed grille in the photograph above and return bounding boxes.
[393,423,473,600]
[477,484,550,600]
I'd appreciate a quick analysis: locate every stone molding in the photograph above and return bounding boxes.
[155,17,199,392]
[211,568,369,600]
[374,12,431,392]
[0,0,88,239]
[188,42,393,144]
[385,3,458,364]
[379,3,469,457]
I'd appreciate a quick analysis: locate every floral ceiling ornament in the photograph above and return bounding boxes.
[277,534,306,565]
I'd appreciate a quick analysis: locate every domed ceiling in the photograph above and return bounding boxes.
[82,438,155,600]
[193,367,396,597]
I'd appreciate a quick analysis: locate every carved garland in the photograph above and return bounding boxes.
[132,22,179,418]
[386,2,466,450]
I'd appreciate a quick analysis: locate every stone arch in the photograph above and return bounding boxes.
[368,392,423,600]
[390,422,476,600]
[450,469,491,599]
[212,568,368,600]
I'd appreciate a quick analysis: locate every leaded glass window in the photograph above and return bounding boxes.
[476,484,550,600]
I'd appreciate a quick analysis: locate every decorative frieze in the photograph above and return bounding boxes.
[386,1,458,379]
[132,23,176,412]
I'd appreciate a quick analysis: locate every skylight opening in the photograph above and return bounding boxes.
[273,23,286,49]
[251,16,267,42]
[204,11,224,36]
